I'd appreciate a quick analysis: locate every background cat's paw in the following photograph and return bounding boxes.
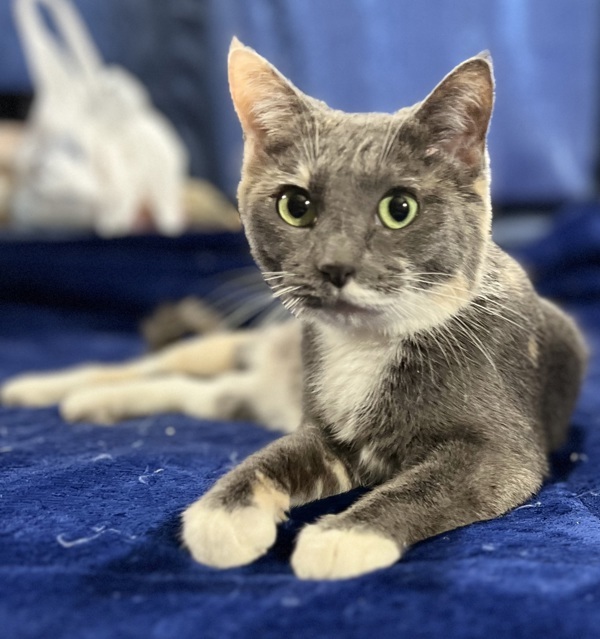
[291,524,400,580]
[182,497,277,568]
[2,374,74,407]
[60,389,124,424]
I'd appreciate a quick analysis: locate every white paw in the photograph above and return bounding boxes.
[2,374,77,407]
[181,497,277,568]
[60,388,124,425]
[291,524,401,580]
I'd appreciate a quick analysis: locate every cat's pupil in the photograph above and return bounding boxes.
[287,192,310,218]
[389,196,410,222]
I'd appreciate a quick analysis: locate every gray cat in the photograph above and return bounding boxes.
[181,39,586,579]
[2,38,586,580]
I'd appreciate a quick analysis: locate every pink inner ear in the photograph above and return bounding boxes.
[228,50,269,135]
[424,147,439,157]
[228,48,300,142]
[229,45,310,148]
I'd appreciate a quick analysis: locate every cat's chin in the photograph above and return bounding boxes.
[301,299,385,330]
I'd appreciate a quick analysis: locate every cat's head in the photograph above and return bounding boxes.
[229,38,494,336]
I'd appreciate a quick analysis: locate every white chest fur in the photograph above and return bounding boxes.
[311,327,397,442]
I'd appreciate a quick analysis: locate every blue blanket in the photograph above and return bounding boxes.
[1,208,599,639]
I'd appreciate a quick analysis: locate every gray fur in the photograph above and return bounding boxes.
[141,297,223,350]
[192,41,587,575]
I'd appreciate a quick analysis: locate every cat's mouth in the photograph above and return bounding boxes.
[300,292,383,318]
[327,299,380,315]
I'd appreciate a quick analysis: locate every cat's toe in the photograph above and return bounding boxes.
[181,497,277,568]
[1,380,27,406]
[291,524,400,580]
[60,391,120,425]
[2,376,64,407]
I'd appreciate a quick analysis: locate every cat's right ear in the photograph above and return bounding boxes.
[228,38,306,144]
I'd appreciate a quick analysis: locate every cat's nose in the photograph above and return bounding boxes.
[319,263,356,288]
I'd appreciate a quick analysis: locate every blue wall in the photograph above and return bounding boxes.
[1,0,598,205]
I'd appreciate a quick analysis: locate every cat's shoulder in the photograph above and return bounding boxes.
[483,243,536,300]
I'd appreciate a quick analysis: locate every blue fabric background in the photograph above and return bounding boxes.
[1,207,599,639]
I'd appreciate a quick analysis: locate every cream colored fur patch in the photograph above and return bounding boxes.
[182,496,278,568]
[528,336,539,366]
[253,471,290,519]
[291,524,400,580]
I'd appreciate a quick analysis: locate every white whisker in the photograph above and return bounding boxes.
[220,292,275,329]
[272,286,302,299]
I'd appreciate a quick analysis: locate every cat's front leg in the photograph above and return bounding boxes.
[182,428,354,568]
[292,438,544,580]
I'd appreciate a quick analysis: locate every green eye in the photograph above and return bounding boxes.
[276,187,316,227]
[378,190,419,229]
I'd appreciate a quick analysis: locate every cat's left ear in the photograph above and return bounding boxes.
[228,37,308,144]
[415,53,494,169]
